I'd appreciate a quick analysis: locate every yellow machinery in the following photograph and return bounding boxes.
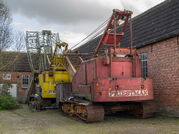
[38,42,72,98]
[39,66,71,98]
[28,42,72,111]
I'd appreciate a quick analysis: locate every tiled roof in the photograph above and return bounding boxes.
[0,51,38,72]
[77,0,179,53]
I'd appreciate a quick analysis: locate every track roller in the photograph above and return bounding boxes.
[60,102,104,122]
[133,101,156,118]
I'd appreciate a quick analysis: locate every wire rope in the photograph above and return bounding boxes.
[70,17,110,50]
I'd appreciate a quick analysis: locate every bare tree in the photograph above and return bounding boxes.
[0,1,26,71]
[0,0,12,52]
[13,32,25,51]
[0,32,25,71]
[0,0,11,70]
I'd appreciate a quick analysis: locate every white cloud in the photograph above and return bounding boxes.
[4,0,164,48]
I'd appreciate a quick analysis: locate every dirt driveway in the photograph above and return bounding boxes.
[0,105,179,134]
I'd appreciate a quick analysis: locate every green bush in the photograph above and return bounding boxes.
[0,95,19,110]
[0,82,19,110]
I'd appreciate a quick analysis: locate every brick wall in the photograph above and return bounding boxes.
[137,36,179,116]
[0,71,32,102]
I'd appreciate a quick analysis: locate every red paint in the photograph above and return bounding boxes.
[72,10,153,104]
[94,10,132,54]
[103,34,121,45]
[72,48,153,102]
[92,78,153,102]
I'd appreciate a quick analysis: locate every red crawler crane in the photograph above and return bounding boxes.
[59,9,155,122]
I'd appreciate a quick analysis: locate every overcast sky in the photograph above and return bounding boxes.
[3,0,164,48]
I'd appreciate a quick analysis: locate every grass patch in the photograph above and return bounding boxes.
[0,105,179,134]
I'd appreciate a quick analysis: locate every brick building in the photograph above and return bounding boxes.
[77,0,179,116]
[0,0,178,115]
[0,52,33,102]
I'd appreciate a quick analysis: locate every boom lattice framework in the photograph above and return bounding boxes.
[26,30,60,73]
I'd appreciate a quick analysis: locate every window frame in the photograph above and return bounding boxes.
[139,53,148,78]
[22,74,29,88]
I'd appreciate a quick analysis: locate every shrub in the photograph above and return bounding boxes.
[0,82,19,110]
[0,95,19,110]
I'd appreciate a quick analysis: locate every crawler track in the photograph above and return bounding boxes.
[133,101,156,118]
[59,101,104,122]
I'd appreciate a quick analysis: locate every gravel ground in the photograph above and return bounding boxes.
[0,105,179,134]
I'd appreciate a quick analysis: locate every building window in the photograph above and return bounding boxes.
[2,74,11,80]
[140,53,148,78]
[22,74,29,88]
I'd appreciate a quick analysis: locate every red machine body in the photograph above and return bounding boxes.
[60,9,154,122]
[72,48,153,102]
[72,9,153,103]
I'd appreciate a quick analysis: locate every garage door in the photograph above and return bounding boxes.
[0,84,18,98]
